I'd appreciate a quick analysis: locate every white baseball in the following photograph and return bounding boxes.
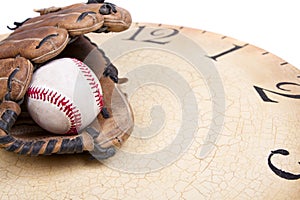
[26,58,103,134]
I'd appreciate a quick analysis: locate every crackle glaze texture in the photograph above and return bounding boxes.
[0,23,299,199]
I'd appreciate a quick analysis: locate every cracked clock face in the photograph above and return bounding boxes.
[0,23,299,199]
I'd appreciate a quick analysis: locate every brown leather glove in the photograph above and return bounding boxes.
[0,1,133,159]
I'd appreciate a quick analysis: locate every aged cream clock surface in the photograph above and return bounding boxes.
[0,23,299,199]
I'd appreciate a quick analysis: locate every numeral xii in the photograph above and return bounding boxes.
[124,26,179,45]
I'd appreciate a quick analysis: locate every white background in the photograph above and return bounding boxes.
[0,0,299,69]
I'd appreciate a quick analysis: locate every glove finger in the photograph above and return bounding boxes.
[0,27,69,63]
[0,57,33,101]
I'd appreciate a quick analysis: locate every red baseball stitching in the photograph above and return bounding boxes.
[71,58,104,111]
[27,86,82,134]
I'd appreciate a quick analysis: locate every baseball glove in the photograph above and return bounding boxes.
[0,0,134,159]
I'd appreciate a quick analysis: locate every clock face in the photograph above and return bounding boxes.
[0,23,299,199]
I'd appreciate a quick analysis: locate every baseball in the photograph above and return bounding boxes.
[26,58,103,134]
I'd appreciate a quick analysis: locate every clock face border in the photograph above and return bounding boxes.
[0,22,299,199]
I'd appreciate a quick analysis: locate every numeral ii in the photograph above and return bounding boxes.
[254,79,300,103]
